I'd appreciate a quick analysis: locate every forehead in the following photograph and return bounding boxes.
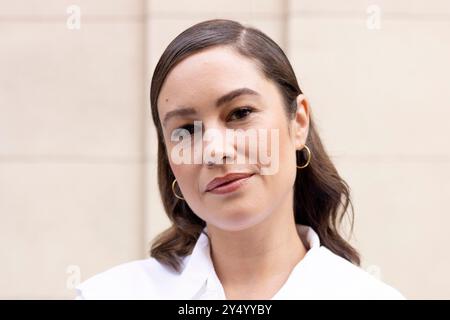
[157,46,268,111]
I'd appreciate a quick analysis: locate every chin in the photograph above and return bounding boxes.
[210,211,267,232]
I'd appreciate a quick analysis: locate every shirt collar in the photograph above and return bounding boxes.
[296,224,321,250]
[178,224,321,299]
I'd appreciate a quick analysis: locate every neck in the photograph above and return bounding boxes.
[206,192,307,296]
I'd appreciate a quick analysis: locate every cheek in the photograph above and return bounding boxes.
[255,111,295,174]
[259,132,297,203]
[170,164,199,199]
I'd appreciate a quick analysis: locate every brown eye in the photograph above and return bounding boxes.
[228,107,254,121]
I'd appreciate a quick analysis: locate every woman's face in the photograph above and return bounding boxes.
[157,46,309,232]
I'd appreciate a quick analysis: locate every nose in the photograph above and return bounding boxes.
[202,124,235,167]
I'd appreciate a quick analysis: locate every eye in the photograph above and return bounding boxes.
[227,106,254,121]
[174,123,195,135]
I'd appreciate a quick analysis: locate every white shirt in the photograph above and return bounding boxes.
[76,224,405,299]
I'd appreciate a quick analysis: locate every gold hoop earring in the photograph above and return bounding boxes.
[171,179,185,200]
[296,145,311,169]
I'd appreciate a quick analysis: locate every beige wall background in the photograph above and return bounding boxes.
[0,0,449,299]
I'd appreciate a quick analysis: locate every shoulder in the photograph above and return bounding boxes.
[75,257,182,299]
[303,246,406,299]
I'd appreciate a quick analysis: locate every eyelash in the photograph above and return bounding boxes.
[176,106,255,134]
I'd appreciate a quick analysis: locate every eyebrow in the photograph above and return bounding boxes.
[162,87,260,128]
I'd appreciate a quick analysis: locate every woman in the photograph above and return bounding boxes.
[76,19,405,300]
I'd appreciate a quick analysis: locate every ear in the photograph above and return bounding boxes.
[292,94,310,150]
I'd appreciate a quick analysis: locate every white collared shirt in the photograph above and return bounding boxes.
[75,224,405,299]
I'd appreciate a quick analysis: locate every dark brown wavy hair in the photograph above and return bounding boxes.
[149,19,360,272]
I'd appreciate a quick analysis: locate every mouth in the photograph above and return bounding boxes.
[206,173,255,195]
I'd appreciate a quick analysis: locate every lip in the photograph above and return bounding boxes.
[205,172,255,194]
